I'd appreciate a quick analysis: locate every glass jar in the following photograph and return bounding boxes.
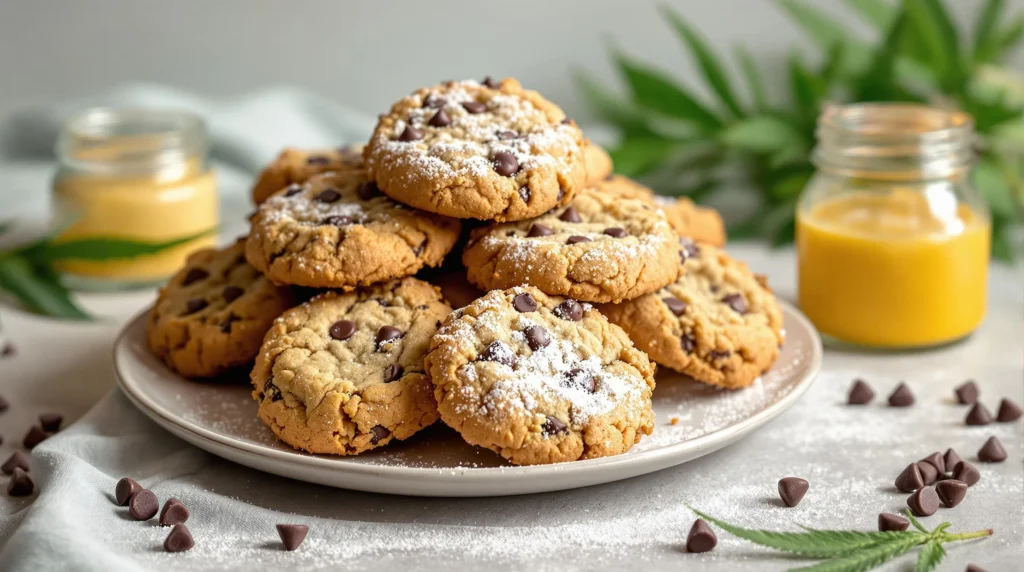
[796,103,990,349]
[52,108,219,290]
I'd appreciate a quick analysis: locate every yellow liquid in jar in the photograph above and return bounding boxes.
[797,188,990,348]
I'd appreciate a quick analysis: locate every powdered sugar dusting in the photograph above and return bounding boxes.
[260,177,365,226]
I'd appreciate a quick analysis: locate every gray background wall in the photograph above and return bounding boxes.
[1,0,1021,124]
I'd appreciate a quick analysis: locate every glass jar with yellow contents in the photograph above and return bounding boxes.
[52,108,218,290]
[797,103,990,349]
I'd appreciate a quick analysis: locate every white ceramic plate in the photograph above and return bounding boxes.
[114,301,821,497]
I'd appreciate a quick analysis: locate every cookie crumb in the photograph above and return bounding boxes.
[670,417,680,425]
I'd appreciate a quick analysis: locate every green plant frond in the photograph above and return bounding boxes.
[611,51,724,132]
[661,6,745,118]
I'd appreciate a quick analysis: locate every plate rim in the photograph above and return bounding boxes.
[114,300,822,484]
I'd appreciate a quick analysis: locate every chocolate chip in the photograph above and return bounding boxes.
[663,297,686,316]
[559,206,582,222]
[264,378,282,402]
[888,382,914,407]
[920,451,946,474]
[219,313,241,333]
[686,519,717,553]
[357,181,379,201]
[496,130,517,140]
[481,76,499,88]
[277,524,309,551]
[877,513,909,532]
[847,379,875,405]
[370,425,390,444]
[564,368,597,393]
[560,117,573,125]
[423,94,445,108]
[383,363,404,382]
[566,235,591,244]
[527,224,553,237]
[182,268,209,286]
[524,325,550,351]
[322,215,352,227]
[306,155,330,165]
[907,486,939,516]
[708,349,732,361]
[221,285,244,303]
[603,227,627,238]
[952,461,981,486]
[413,238,428,256]
[22,426,47,449]
[681,335,696,353]
[284,184,304,197]
[398,126,424,142]
[997,398,1022,422]
[428,108,451,127]
[554,300,583,321]
[184,298,208,315]
[978,436,1006,462]
[7,467,33,497]
[777,477,808,507]
[936,479,967,508]
[721,293,748,315]
[917,461,939,485]
[159,498,190,526]
[966,565,988,572]
[315,189,341,203]
[966,402,993,425]
[518,186,531,203]
[542,416,567,436]
[513,293,538,313]
[375,326,404,349]
[329,320,356,341]
[492,152,519,177]
[129,489,159,520]
[2,451,29,475]
[679,238,700,261]
[115,477,142,505]
[479,341,516,368]
[163,524,194,553]
[944,448,963,473]
[955,380,979,404]
[894,463,925,492]
[0,395,9,412]
[39,413,62,433]
[462,101,486,114]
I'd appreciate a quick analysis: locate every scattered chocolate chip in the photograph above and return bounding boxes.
[129,489,159,520]
[481,76,499,88]
[462,101,486,114]
[663,297,687,316]
[559,206,582,223]
[184,298,208,315]
[383,364,404,382]
[277,524,309,551]
[496,130,517,140]
[847,379,875,405]
[398,126,424,142]
[512,293,538,313]
[953,461,981,486]
[163,524,194,553]
[7,467,33,497]
[2,451,29,475]
[686,519,717,553]
[284,184,304,197]
[603,227,628,238]
[182,268,209,286]
[996,398,1022,422]
[560,117,573,125]
[542,416,567,436]
[357,181,379,201]
[877,513,909,532]
[564,368,597,393]
[517,185,531,204]
[566,235,591,244]
[375,326,404,349]
[907,485,939,516]
[917,461,939,485]
[778,477,808,507]
[678,238,700,261]
[894,463,924,492]
[39,413,62,433]
[944,448,963,474]
[0,395,8,412]
[222,285,244,303]
[479,341,516,368]
[965,565,987,572]
[977,436,1006,462]
[306,155,330,165]
[721,293,748,315]
[428,108,451,127]
[322,214,352,227]
[955,380,979,405]
[920,451,946,474]
[115,477,143,506]
[326,320,356,343]
[370,425,390,444]
[22,426,47,449]
[159,498,190,526]
[936,479,968,508]
[965,402,993,426]
[681,335,696,353]
[888,382,914,407]
[315,189,341,203]
[492,152,519,177]
[524,325,550,351]
[527,223,553,237]
[554,300,584,321]
[422,94,445,108]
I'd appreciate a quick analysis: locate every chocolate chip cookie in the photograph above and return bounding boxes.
[462,186,679,303]
[252,277,451,455]
[364,77,587,221]
[600,241,783,389]
[598,176,725,246]
[251,145,364,204]
[146,240,298,379]
[246,170,461,289]
[425,287,655,465]
[583,140,613,185]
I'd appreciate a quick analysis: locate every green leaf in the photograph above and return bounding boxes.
[572,69,653,135]
[843,0,896,30]
[661,6,745,118]
[820,43,846,90]
[775,0,871,76]
[29,229,215,263]
[690,508,919,558]
[974,157,1017,218]
[721,116,807,154]
[914,540,946,572]
[0,255,91,320]
[735,46,769,113]
[905,510,929,534]
[995,14,1024,56]
[788,536,923,572]
[612,52,724,132]
[903,0,965,93]
[856,12,912,101]
[609,138,680,178]
[770,171,812,200]
[973,0,1006,63]
[788,54,822,122]
[991,217,1017,262]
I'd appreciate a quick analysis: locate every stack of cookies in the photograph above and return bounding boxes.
[145,77,784,466]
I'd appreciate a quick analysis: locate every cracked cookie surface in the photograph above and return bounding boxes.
[252,277,452,455]
[462,186,679,303]
[597,176,725,246]
[599,241,783,389]
[364,78,586,221]
[146,240,298,379]
[251,145,364,204]
[425,287,655,465]
[246,170,461,289]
